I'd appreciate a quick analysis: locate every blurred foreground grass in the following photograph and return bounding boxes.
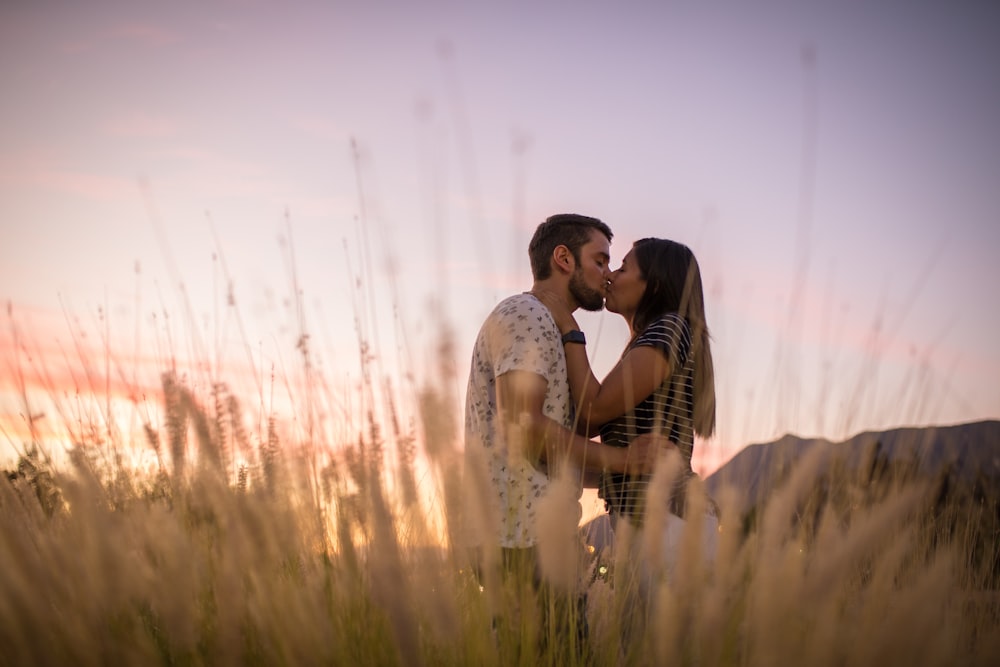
[2,262,999,667]
[2,360,998,667]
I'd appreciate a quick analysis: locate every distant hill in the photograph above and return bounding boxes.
[704,420,1000,514]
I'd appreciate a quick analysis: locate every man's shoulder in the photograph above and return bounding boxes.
[483,293,560,357]
[492,292,537,311]
[487,292,548,322]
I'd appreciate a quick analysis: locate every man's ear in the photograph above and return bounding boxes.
[552,244,575,275]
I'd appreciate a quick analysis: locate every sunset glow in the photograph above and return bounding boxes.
[2,1,998,479]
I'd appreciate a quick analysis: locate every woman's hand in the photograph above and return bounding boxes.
[532,288,579,334]
[624,433,679,475]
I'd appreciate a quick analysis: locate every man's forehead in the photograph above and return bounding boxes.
[584,229,612,255]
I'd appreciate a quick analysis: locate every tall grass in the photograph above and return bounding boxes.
[2,306,998,666]
[2,199,998,667]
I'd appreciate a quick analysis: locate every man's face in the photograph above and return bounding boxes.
[568,229,612,312]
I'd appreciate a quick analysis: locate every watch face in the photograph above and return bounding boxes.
[563,330,586,345]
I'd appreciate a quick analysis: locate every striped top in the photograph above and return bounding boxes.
[599,313,695,520]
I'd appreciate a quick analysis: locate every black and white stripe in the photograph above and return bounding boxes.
[599,313,695,519]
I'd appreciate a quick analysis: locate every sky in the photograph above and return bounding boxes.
[2,0,999,478]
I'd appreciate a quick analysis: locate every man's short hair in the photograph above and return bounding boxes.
[528,213,613,280]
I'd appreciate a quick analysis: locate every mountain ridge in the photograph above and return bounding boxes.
[703,419,1000,514]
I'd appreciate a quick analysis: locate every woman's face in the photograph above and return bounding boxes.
[605,249,647,319]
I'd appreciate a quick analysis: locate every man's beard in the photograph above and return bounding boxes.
[569,268,605,312]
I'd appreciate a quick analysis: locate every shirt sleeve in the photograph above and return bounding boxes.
[489,297,556,380]
[631,313,691,369]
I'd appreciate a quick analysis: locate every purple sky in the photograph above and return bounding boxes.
[2,0,999,474]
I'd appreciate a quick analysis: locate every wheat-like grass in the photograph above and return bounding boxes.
[2,290,997,667]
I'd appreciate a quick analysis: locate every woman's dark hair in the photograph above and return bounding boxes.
[631,238,716,437]
[528,213,612,280]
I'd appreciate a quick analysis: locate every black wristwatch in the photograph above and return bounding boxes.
[561,330,586,345]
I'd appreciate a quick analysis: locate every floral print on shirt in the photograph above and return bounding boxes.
[463,293,576,547]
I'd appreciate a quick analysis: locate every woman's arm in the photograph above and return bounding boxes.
[565,343,672,429]
[535,290,674,430]
[496,370,667,475]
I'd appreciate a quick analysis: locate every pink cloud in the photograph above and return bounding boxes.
[436,260,526,294]
[0,297,369,469]
[1,310,159,405]
[710,261,968,374]
[148,145,271,196]
[57,38,96,55]
[290,115,349,142]
[5,162,133,203]
[0,149,133,202]
[1,303,276,439]
[143,144,357,216]
[104,112,180,139]
[49,19,179,55]
[109,21,180,47]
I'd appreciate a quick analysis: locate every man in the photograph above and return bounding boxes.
[462,213,664,660]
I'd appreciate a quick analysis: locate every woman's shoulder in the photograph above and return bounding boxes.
[630,313,691,353]
[642,313,690,337]
[653,312,688,328]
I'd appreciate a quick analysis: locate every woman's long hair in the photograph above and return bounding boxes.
[630,238,716,437]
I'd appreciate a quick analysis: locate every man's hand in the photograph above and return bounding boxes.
[625,433,679,475]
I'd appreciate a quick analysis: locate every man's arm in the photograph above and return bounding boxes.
[496,370,665,476]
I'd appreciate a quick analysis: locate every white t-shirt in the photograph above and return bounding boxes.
[463,293,580,548]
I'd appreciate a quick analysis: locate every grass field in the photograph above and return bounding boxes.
[2,335,998,667]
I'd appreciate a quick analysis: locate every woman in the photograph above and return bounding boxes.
[538,237,718,575]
